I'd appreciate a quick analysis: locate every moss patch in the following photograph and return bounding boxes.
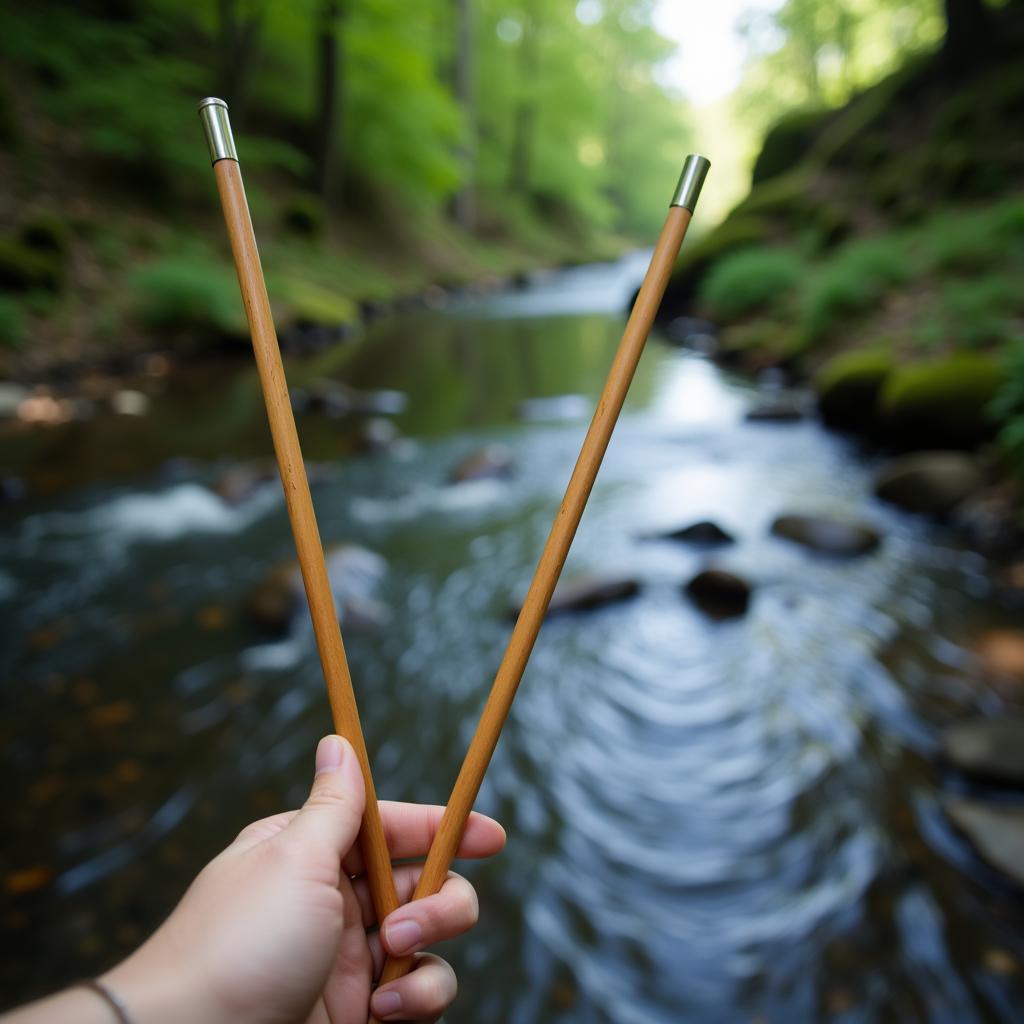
[279,279,359,329]
[880,354,1005,449]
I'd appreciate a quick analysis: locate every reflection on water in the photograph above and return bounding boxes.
[1,253,1023,1021]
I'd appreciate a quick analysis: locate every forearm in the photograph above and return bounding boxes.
[1,947,223,1024]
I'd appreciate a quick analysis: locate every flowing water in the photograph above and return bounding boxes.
[1,255,1022,1022]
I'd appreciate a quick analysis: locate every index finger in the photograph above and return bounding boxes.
[342,802,506,875]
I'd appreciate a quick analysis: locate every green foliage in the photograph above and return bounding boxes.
[698,247,806,321]
[130,256,246,341]
[0,297,25,348]
[920,198,1024,275]
[881,354,1005,449]
[735,0,942,138]
[665,216,773,307]
[802,235,912,342]
[751,108,828,184]
[939,277,1022,349]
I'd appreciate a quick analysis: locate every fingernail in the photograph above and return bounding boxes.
[384,917,423,955]
[371,989,402,1018]
[315,735,345,776]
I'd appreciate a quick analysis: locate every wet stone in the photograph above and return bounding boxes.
[745,400,806,423]
[684,569,751,619]
[874,452,983,517]
[245,544,389,634]
[942,718,1024,786]
[213,463,275,506]
[973,630,1024,690]
[646,520,735,546]
[448,444,516,484]
[771,514,881,557]
[512,576,641,619]
[944,797,1024,886]
[354,417,400,454]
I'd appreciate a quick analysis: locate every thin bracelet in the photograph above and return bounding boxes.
[76,979,135,1024]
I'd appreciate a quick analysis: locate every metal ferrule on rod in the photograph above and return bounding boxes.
[198,97,238,164]
[670,154,710,211]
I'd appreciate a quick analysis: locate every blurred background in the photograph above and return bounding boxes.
[2,0,1024,1020]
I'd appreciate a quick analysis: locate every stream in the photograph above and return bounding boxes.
[1,253,1022,1022]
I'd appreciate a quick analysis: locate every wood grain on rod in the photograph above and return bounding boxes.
[376,156,710,992]
[199,98,399,928]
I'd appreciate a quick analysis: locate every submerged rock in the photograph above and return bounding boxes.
[214,463,276,507]
[300,379,407,419]
[944,797,1024,886]
[942,718,1024,786]
[448,444,516,484]
[744,400,806,423]
[992,563,1024,605]
[973,630,1024,688]
[874,452,983,516]
[354,417,401,454]
[951,488,1023,555]
[511,576,640,619]
[645,520,735,546]
[684,569,751,619]
[770,514,881,557]
[245,544,389,634]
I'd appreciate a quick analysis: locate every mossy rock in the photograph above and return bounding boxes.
[0,238,62,292]
[282,195,325,239]
[880,355,1005,449]
[717,320,806,373]
[815,349,895,431]
[751,109,831,185]
[661,215,773,313]
[19,213,71,256]
[282,280,359,329]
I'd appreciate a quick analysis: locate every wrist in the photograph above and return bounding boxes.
[102,936,228,1024]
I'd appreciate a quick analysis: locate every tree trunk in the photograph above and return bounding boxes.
[313,0,344,199]
[218,0,262,128]
[450,0,475,231]
[943,0,994,75]
[507,7,539,195]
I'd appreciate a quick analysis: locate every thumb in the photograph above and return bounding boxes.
[285,735,366,856]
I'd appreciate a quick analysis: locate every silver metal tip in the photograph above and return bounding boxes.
[670,154,710,212]
[198,97,238,164]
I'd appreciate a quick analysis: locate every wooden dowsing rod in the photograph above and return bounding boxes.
[375,154,711,991]
[197,98,399,928]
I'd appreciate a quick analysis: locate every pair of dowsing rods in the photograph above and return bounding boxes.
[199,96,708,997]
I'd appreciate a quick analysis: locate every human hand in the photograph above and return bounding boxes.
[104,736,506,1024]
